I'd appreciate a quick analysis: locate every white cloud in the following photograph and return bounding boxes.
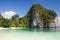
[1,11,16,19]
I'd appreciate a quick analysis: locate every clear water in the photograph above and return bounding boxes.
[0,28,60,40]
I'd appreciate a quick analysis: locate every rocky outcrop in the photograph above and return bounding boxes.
[31,14,58,28]
[26,4,58,28]
[48,17,58,28]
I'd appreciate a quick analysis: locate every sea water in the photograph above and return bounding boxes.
[0,28,60,40]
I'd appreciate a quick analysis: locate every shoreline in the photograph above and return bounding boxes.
[0,27,24,30]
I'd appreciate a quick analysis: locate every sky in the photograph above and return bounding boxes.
[0,0,60,26]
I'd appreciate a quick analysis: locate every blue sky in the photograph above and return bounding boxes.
[0,0,60,26]
[0,0,60,17]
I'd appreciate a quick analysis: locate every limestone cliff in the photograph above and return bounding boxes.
[25,4,58,28]
[48,17,58,28]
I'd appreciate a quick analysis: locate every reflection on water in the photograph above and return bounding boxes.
[0,27,59,32]
[14,27,59,32]
[27,27,58,32]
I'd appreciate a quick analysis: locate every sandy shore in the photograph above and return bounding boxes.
[0,27,9,30]
[0,27,24,30]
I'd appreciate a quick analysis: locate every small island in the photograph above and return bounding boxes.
[0,4,58,29]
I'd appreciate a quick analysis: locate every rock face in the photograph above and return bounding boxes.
[48,17,58,28]
[26,4,58,28]
[31,14,58,28]
[31,12,43,28]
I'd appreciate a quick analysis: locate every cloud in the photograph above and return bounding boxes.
[1,11,16,19]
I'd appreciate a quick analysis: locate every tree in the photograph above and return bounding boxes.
[0,13,5,27]
[11,14,20,27]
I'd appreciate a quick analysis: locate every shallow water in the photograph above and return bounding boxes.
[0,28,60,40]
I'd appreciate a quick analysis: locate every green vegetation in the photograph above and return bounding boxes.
[0,4,57,28]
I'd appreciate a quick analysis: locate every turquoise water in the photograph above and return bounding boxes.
[0,28,60,40]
